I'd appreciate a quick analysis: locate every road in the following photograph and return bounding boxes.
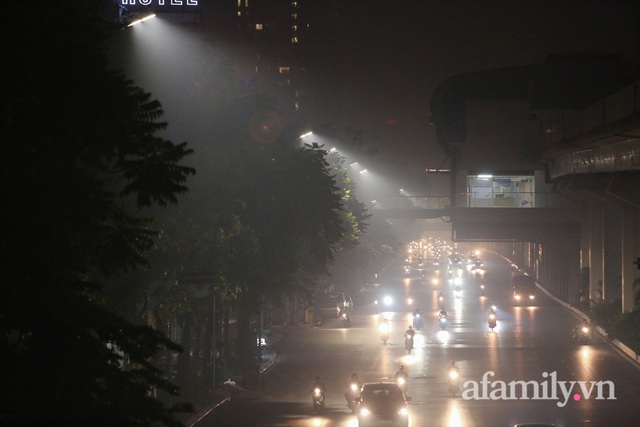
[199,252,640,427]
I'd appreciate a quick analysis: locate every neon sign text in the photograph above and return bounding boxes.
[121,1,199,6]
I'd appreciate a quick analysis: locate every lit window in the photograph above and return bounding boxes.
[279,66,290,74]
[291,36,298,43]
[255,24,263,30]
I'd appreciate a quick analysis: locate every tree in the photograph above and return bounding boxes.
[1,1,195,425]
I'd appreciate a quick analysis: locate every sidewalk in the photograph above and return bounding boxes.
[184,337,280,427]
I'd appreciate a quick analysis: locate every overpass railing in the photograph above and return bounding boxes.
[371,192,573,211]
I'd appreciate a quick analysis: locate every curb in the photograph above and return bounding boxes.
[188,396,231,427]
[187,350,279,427]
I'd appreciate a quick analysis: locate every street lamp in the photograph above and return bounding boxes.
[127,13,156,27]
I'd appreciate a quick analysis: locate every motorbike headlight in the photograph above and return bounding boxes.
[398,407,408,416]
[515,295,521,300]
[351,384,358,391]
[449,371,458,379]
[397,377,405,385]
[360,408,370,416]
[582,326,589,333]
[489,314,496,320]
[314,388,321,394]
[383,296,393,305]
[529,295,535,299]
[407,298,413,305]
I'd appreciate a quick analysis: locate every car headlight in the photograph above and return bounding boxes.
[360,408,370,416]
[399,407,408,416]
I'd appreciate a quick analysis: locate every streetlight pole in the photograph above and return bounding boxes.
[212,293,216,392]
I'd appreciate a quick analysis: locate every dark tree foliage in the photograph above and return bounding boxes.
[1,1,195,425]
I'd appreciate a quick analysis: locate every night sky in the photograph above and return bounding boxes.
[333,0,639,172]
[112,0,640,183]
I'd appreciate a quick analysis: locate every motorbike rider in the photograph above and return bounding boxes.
[405,325,416,339]
[448,360,459,375]
[412,308,424,329]
[439,307,448,318]
[394,365,408,382]
[488,307,497,318]
[573,318,591,337]
[344,372,362,403]
[312,376,327,395]
[447,360,460,395]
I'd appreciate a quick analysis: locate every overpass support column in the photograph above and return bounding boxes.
[588,203,605,303]
[603,205,622,304]
[580,202,590,269]
[621,207,640,313]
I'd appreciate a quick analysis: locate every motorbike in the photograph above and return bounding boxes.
[396,375,408,395]
[379,322,390,344]
[438,294,445,308]
[412,313,424,330]
[448,369,460,396]
[488,312,497,331]
[480,283,486,296]
[341,311,351,328]
[312,388,325,413]
[346,382,360,413]
[573,324,592,343]
[404,333,414,354]
[439,314,447,330]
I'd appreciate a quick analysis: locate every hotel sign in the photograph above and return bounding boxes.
[120,0,198,5]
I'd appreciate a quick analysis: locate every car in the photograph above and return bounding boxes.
[357,382,410,427]
[374,292,414,312]
[512,274,536,305]
[318,292,347,319]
